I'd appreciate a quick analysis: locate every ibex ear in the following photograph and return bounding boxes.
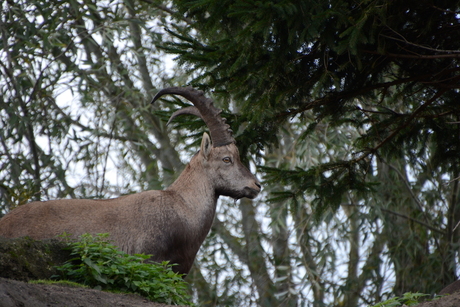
[200,132,212,160]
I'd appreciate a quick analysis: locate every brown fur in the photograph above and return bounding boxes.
[0,133,260,274]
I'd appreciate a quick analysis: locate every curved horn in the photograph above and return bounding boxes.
[151,87,235,147]
[166,106,202,126]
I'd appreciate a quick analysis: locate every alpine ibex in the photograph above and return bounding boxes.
[0,87,261,275]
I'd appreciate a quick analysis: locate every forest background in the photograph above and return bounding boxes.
[1,0,460,306]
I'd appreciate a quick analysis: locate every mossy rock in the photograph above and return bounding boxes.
[0,238,188,306]
[0,236,71,282]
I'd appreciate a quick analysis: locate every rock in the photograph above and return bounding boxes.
[416,291,460,307]
[0,277,175,307]
[0,237,189,306]
[0,236,70,281]
[439,280,460,295]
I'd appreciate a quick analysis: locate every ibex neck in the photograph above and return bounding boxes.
[166,163,218,215]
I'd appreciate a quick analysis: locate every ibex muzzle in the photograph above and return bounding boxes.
[0,87,261,275]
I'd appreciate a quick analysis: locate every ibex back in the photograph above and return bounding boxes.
[0,87,261,275]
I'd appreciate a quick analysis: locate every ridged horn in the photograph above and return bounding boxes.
[166,106,202,126]
[151,87,235,147]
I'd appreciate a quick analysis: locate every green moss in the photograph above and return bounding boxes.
[29,279,88,289]
[0,236,71,281]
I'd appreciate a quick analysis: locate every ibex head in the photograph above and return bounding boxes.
[151,87,261,200]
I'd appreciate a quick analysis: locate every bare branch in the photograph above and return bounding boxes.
[381,28,460,54]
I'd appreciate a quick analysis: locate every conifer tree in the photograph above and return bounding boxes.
[162,0,460,305]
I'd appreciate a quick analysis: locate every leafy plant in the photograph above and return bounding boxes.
[54,233,193,305]
[370,292,429,307]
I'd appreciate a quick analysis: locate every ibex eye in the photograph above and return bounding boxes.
[222,157,231,163]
